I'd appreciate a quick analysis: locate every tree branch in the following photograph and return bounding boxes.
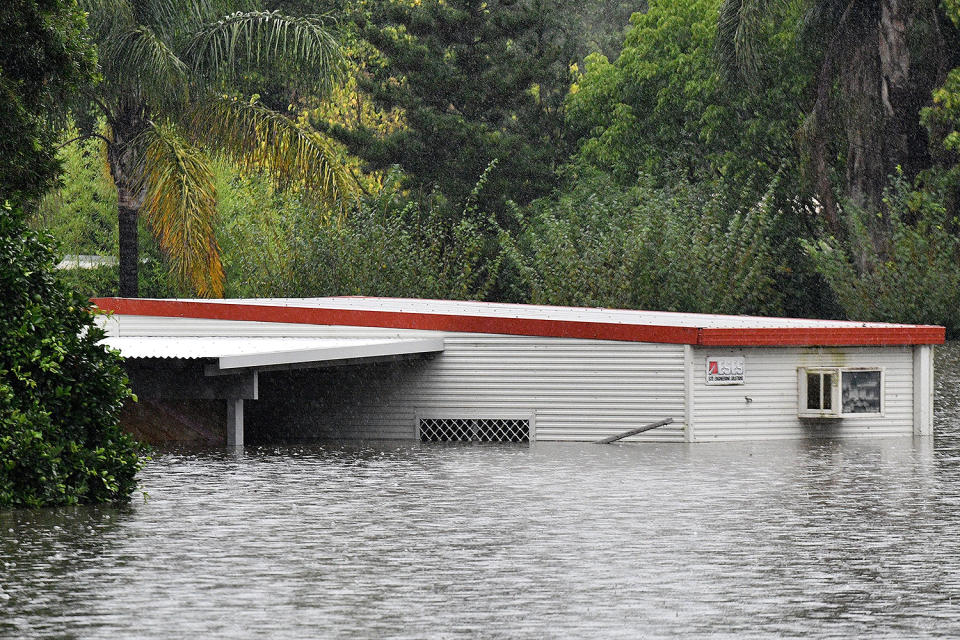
[55,132,112,150]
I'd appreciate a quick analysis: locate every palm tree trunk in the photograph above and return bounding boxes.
[117,190,139,298]
[834,0,941,268]
[106,105,148,297]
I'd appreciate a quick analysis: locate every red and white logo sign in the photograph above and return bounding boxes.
[706,356,745,385]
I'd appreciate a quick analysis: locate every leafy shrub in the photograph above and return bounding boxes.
[507,168,786,315]
[805,174,960,335]
[0,203,144,508]
[31,129,117,256]
[220,167,508,301]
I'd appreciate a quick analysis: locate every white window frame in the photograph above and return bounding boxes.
[797,367,885,419]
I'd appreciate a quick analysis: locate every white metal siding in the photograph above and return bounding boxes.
[250,336,686,443]
[108,314,924,443]
[691,346,915,441]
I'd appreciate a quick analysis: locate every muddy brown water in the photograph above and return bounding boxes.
[3,343,960,638]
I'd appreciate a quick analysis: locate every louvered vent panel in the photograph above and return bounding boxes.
[419,417,529,443]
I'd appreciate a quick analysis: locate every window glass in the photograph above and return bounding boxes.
[806,372,821,409]
[822,373,833,410]
[841,370,881,414]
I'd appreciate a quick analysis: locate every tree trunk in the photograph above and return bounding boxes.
[117,191,139,298]
[106,105,148,297]
[831,0,944,268]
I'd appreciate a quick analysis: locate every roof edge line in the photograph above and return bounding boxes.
[91,298,946,346]
[91,298,699,344]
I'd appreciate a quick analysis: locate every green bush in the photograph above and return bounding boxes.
[219,167,508,301]
[506,168,786,315]
[0,203,145,508]
[805,174,960,335]
[31,129,118,256]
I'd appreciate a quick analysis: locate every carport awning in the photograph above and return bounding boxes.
[103,336,445,371]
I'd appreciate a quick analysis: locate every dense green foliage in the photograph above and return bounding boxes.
[217,167,507,299]
[806,174,960,335]
[1,0,145,508]
[323,0,574,214]
[33,128,117,256]
[0,0,95,202]
[30,0,960,337]
[567,0,807,208]
[507,168,784,314]
[209,163,786,316]
[0,205,143,507]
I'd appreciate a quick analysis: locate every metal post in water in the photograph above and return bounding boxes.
[227,398,244,447]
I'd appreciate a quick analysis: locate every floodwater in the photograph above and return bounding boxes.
[3,345,960,638]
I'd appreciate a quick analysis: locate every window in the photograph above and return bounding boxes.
[798,368,883,418]
[841,370,882,414]
[805,370,835,413]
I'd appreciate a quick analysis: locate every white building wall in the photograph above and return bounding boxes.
[252,334,688,442]
[690,346,916,441]
[107,315,688,442]
[108,316,928,443]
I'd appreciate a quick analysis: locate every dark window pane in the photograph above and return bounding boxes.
[822,373,832,410]
[807,372,821,409]
[842,370,881,413]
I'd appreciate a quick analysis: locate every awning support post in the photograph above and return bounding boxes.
[227,398,244,447]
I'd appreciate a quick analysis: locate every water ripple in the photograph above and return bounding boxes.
[2,343,960,639]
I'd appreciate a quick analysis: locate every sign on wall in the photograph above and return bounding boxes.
[706,356,745,385]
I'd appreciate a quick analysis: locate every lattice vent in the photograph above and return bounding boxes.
[419,417,529,443]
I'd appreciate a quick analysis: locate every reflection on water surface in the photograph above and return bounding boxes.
[2,342,960,639]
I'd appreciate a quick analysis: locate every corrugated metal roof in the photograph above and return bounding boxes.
[101,296,925,329]
[103,336,444,370]
[91,297,945,346]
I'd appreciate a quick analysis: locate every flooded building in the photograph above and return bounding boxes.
[93,297,944,445]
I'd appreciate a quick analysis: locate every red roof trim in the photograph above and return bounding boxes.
[700,327,945,347]
[91,298,945,346]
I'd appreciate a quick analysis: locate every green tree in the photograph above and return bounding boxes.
[567,0,807,210]
[0,0,144,507]
[804,173,960,335]
[0,0,96,202]
[716,0,960,251]
[74,0,351,297]
[32,126,118,259]
[1,204,143,507]
[323,0,575,216]
[506,167,786,315]
[921,1,960,216]
[217,167,508,300]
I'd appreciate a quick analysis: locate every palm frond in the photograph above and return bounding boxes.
[147,0,259,36]
[185,10,344,95]
[141,122,224,297]
[187,95,352,211]
[716,0,746,78]
[80,0,137,48]
[715,0,788,82]
[97,21,190,106]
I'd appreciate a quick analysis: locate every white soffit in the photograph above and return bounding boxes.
[103,336,445,370]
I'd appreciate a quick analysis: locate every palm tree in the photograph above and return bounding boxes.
[75,0,351,297]
[716,0,956,255]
